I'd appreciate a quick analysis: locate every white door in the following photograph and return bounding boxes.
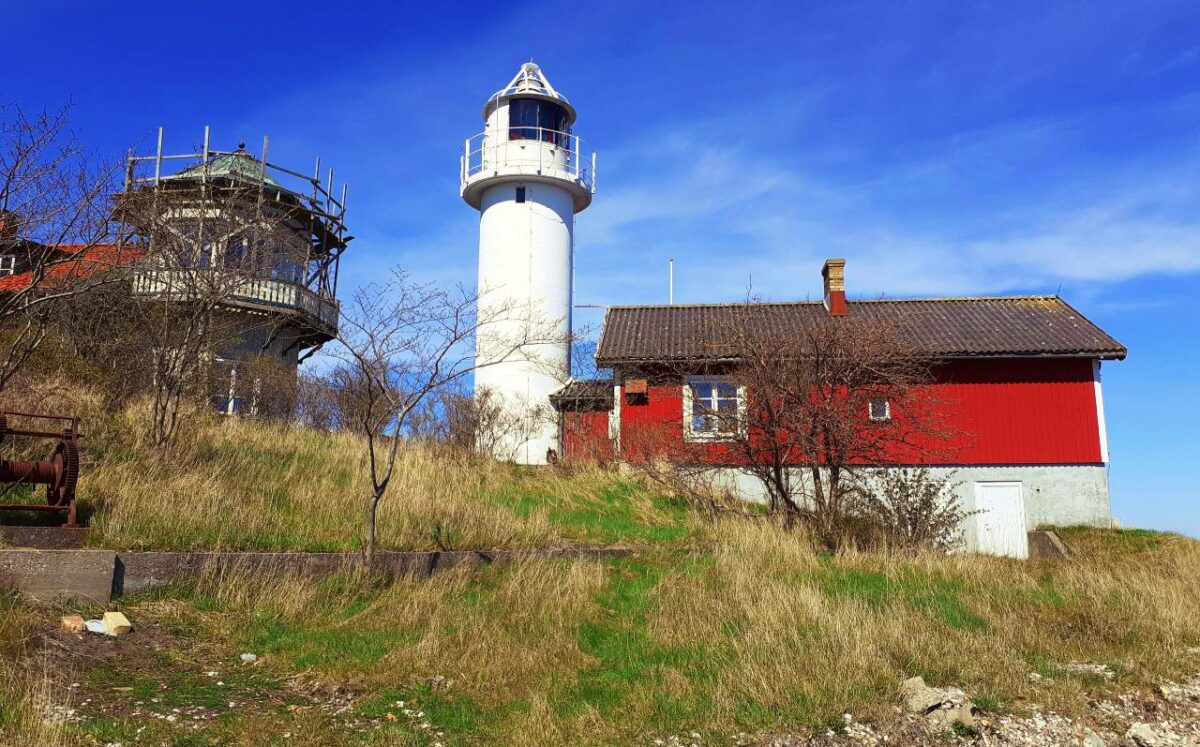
[974,482,1029,559]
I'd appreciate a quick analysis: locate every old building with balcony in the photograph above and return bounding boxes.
[0,128,350,416]
[121,130,349,414]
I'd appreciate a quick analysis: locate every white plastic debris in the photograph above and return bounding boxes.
[84,619,106,634]
[239,653,258,664]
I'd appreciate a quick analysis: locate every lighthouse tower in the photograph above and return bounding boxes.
[461,62,596,464]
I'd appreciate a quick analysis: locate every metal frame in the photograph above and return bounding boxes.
[0,411,82,527]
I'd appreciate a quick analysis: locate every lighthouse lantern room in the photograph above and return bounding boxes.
[461,62,596,464]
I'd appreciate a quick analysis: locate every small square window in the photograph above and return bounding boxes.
[0,256,15,277]
[685,376,742,440]
[515,186,526,203]
[869,397,891,422]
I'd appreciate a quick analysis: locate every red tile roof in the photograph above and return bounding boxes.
[595,296,1127,364]
[0,243,142,292]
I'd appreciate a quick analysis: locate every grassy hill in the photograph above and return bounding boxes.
[0,400,1198,745]
[58,399,695,552]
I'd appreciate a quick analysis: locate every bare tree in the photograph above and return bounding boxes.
[858,468,974,552]
[462,385,551,460]
[294,368,342,432]
[330,270,560,569]
[0,104,121,391]
[709,304,952,546]
[618,302,955,547]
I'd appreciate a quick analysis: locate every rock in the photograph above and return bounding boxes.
[1083,727,1107,747]
[900,676,976,729]
[102,611,131,636]
[1122,723,1162,747]
[60,614,86,633]
[901,677,940,713]
[1064,662,1116,680]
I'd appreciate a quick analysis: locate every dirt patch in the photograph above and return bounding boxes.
[27,604,423,745]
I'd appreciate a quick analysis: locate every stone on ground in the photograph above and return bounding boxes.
[899,676,976,729]
[1122,723,1163,747]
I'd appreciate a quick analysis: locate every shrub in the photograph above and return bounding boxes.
[857,468,973,552]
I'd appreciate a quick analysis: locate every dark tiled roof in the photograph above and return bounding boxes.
[595,297,1126,364]
[549,379,614,410]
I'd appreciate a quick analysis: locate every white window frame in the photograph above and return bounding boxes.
[0,255,15,277]
[683,375,745,442]
[868,397,891,422]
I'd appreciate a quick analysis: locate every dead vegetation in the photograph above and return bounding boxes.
[0,376,686,552]
[1,521,1197,745]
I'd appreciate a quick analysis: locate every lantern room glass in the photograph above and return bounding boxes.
[508,99,571,147]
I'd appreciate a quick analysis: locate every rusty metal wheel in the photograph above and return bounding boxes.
[46,438,79,507]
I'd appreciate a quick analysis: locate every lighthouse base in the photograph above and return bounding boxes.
[473,386,559,465]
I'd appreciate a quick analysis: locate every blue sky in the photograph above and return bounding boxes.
[10,1,1200,535]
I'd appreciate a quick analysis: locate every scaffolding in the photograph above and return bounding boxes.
[120,126,350,325]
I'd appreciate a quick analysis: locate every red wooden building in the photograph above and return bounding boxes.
[552,259,1126,556]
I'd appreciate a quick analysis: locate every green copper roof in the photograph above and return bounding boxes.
[163,150,282,188]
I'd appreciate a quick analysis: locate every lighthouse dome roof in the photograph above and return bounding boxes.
[484,62,576,124]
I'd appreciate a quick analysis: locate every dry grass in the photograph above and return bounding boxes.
[0,593,69,746]
[8,388,693,551]
[2,382,1198,744]
[643,521,1200,731]
[31,521,1195,746]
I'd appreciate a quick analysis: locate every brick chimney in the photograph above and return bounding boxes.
[0,211,19,242]
[822,258,847,316]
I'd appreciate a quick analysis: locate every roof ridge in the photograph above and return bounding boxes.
[595,295,1126,362]
[606,294,1062,310]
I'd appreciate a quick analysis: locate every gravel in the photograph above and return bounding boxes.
[650,673,1200,747]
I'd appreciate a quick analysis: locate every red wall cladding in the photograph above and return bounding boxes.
[562,411,614,462]
[615,357,1103,466]
[931,358,1101,464]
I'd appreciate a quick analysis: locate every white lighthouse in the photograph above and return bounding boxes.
[461,62,596,464]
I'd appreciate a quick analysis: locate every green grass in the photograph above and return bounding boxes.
[7,526,1200,745]
[488,480,693,545]
[244,617,422,670]
[810,565,987,631]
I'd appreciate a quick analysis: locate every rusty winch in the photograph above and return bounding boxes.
[0,411,81,527]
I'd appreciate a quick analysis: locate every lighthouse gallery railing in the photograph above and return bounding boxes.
[460,127,596,194]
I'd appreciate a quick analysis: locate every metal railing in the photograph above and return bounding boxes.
[461,127,596,193]
[124,127,349,235]
[131,268,339,334]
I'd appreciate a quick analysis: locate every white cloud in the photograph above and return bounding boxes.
[573,112,1200,308]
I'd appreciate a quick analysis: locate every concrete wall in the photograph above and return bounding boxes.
[0,550,115,604]
[0,547,631,603]
[698,464,1112,551]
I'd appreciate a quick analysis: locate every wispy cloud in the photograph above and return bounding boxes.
[1151,45,1200,76]
[574,106,1200,310]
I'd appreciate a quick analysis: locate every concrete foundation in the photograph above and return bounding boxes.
[0,547,631,603]
[0,526,89,549]
[701,464,1112,551]
[114,547,629,595]
[0,550,115,604]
